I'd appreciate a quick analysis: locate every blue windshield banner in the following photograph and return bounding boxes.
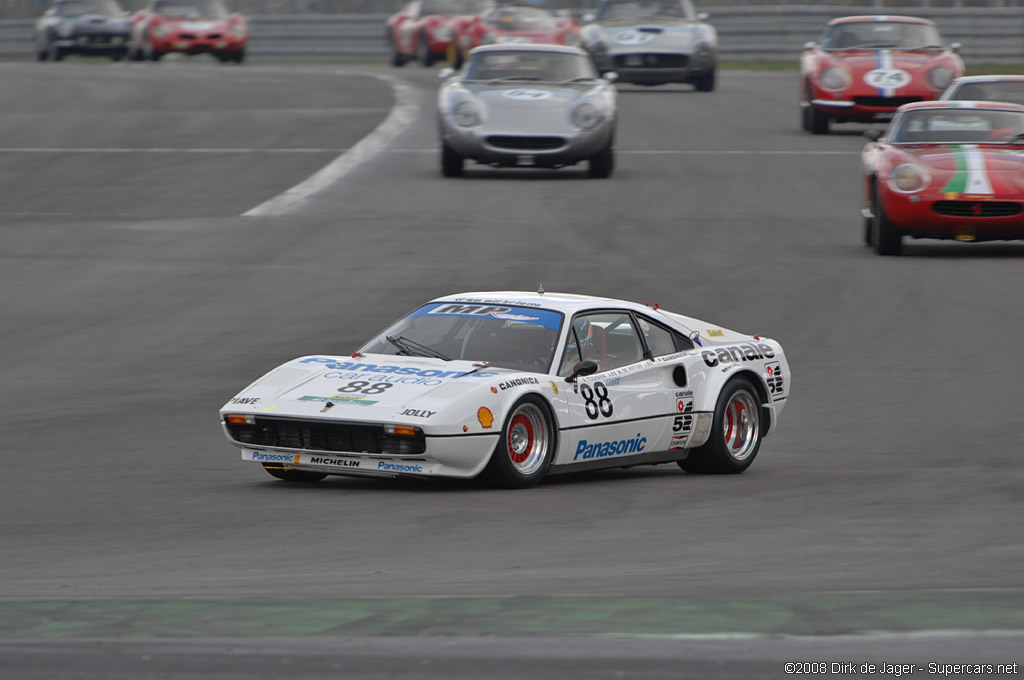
[409,302,563,331]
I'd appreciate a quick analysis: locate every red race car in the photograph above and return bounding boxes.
[387,0,493,68]
[800,15,963,135]
[128,0,245,62]
[862,101,1024,255]
[451,3,580,69]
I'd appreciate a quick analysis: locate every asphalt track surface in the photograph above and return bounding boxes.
[1,60,1023,678]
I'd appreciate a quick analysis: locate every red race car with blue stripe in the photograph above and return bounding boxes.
[862,101,1024,255]
[800,15,963,135]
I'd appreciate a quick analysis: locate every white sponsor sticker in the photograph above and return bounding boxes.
[613,29,655,45]
[502,89,551,101]
[864,68,911,89]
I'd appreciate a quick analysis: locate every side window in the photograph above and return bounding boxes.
[636,315,693,356]
[559,312,645,375]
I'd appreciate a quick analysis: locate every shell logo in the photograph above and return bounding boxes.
[477,407,494,429]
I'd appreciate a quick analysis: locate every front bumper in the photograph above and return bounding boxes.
[879,191,1024,242]
[54,33,129,54]
[592,47,712,85]
[441,122,613,168]
[235,432,499,479]
[810,94,935,122]
[153,35,245,54]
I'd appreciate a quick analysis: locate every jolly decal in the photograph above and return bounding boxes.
[401,409,435,418]
[701,343,775,367]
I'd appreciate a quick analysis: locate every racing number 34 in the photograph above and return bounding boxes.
[580,382,613,420]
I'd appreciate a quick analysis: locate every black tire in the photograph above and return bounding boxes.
[111,52,124,61]
[48,41,64,61]
[417,31,435,67]
[680,378,762,474]
[234,48,245,64]
[128,42,143,61]
[390,36,407,67]
[872,187,903,256]
[587,141,614,179]
[863,208,874,247]
[262,463,326,483]
[481,396,556,489]
[453,47,464,70]
[692,67,715,92]
[809,105,830,135]
[37,39,48,61]
[440,141,464,177]
[148,47,163,61]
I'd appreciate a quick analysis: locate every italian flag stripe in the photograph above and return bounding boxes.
[942,145,968,194]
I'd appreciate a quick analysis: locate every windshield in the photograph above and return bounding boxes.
[823,21,942,50]
[465,50,599,81]
[946,81,1024,106]
[597,0,693,22]
[56,0,122,16]
[890,109,1024,144]
[483,6,557,31]
[359,302,564,374]
[421,0,491,16]
[153,0,227,18]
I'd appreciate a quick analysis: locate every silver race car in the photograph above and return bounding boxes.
[580,0,717,91]
[437,44,617,178]
[220,291,791,489]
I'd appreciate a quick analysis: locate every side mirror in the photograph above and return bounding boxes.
[697,12,709,21]
[803,41,818,51]
[863,129,882,142]
[582,12,595,23]
[950,42,961,54]
[602,71,618,83]
[438,67,455,79]
[564,360,599,383]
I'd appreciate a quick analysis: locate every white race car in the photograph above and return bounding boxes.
[220,291,790,488]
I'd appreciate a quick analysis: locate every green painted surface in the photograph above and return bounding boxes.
[1,591,1023,639]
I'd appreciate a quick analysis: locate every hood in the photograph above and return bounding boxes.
[222,354,518,426]
[596,22,697,52]
[831,50,948,72]
[165,18,228,30]
[899,145,1024,195]
[466,82,587,108]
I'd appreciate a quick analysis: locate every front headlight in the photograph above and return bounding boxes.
[819,66,851,92]
[154,24,170,38]
[57,23,73,37]
[571,102,604,130]
[890,162,929,193]
[432,25,452,41]
[453,100,483,127]
[927,66,954,91]
[230,23,245,37]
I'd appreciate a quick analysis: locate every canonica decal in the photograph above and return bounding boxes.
[613,29,654,45]
[502,89,551,101]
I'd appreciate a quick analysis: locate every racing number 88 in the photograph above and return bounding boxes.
[337,381,392,395]
[580,382,613,420]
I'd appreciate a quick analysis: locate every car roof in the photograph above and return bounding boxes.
[430,291,657,315]
[897,100,1024,113]
[949,75,1024,85]
[828,15,934,26]
[469,43,587,56]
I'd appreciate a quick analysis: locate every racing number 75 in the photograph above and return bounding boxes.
[580,382,613,420]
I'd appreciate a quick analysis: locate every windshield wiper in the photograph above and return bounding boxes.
[386,335,451,362]
[485,76,541,83]
[559,76,597,83]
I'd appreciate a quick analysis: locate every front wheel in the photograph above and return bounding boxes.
[262,463,327,483]
[482,397,555,488]
[417,32,435,67]
[872,188,903,256]
[440,141,464,177]
[587,141,614,179]
[691,67,715,92]
[680,378,762,474]
[809,105,830,135]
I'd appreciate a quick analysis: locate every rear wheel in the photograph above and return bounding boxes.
[261,464,326,483]
[587,141,614,179]
[482,397,555,488]
[440,141,464,177]
[872,187,903,256]
[680,378,762,474]
[48,41,64,61]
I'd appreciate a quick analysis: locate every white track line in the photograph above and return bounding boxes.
[242,72,420,217]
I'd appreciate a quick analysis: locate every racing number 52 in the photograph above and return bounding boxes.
[580,382,613,420]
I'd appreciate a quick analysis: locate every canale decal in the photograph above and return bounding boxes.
[701,343,775,367]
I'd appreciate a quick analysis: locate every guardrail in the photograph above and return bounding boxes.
[4,6,1024,63]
